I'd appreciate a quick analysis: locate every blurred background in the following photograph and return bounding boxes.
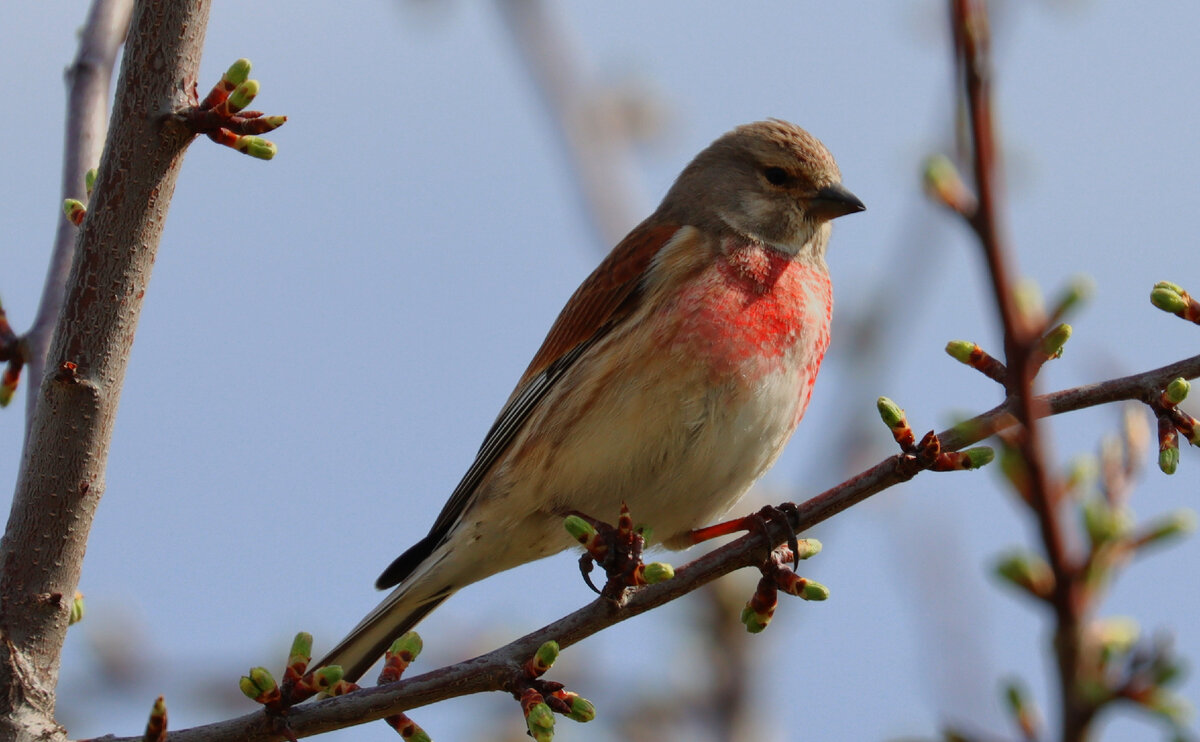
[1,1,1198,740]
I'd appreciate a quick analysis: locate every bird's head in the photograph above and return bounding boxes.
[659,119,864,260]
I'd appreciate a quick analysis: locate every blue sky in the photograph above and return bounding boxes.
[1,2,1198,740]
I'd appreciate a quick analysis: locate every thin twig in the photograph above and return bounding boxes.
[92,352,1200,742]
[22,0,133,439]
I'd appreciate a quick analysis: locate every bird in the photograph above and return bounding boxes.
[318,119,864,682]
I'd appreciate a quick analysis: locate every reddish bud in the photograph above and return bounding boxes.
[144,696,168,742]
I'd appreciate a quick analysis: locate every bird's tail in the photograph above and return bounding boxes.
[313,587,451,683]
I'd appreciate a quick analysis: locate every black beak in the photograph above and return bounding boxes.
[811,183,865,219]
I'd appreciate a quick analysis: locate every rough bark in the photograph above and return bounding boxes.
[0,2,211,737]
[23,0,134,439]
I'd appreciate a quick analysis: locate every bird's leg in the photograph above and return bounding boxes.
[687,502,803,569]
[564,502,650,600]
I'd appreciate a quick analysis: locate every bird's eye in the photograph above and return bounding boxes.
[763,166,790,186]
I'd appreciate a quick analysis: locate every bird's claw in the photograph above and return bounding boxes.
[578,554,601,595]
[566,503,649,600]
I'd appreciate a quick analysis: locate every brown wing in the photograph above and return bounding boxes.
[516,222,682,387]
[376,221,683,589]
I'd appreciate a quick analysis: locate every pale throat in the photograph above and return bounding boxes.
[716,204,821,258]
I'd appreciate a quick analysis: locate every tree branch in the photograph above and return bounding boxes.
[951,2,1092,738]
[22,0,133,439]
[92,351,1200,741]
[0,1,211,738]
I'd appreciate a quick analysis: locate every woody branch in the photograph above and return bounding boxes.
[0,2,211,738]
[92,349,1200,742]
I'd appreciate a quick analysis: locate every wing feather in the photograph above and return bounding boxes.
[516,222,682,387]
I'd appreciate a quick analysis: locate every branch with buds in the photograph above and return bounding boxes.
[175,58,287,160]
[6,1,1197,740]
[87,342,1200,742]
[0,4,293,737]
[930,2,1194,740]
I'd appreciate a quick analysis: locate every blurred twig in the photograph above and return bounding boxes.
[494,0,656,247]
[947,1,1117,738]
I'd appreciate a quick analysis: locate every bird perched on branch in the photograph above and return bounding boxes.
[319,119,864,681]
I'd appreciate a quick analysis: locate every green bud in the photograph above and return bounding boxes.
[922,154,959,192]
[876,396,906,429]
[227,79,259,113]
[794,538,822,560]
[1039,323,1072,358]
[995,552,1053,597]
[799,580,830,601]
[641,562,674,584]
[1095,616,1139,654]
[407,728,432,742]
[238,675,258,700]
[526,702,555,742]
[388,631,423,661]
[1066,455,1098,493]
[635,524,654,545]
[225,58,252,86]
[239,667,277,699]
[1165,378,1190,405]
[84,168,98,196]
[69,592,85,625]
[563,515,597,543]
[1151,285,1188,314]
[262,114,288,130]
[289,632,313,665]
[1082,498,1130,545]
[922,154,972,212]
[62,198,87,225]
[312,664,344,690]
[527,702,554,727]
[1140,509,1197,546]
[1160,446,1179,475]
[236,136,276,160]
[962,446,995,469]
[1154,280,1185,294]
[740,604,770,633]
[1142,690,1193,724]
[534,641,559,672]
[1052,276,1094,318]
[566,695,596,723]
[945,340,976,365]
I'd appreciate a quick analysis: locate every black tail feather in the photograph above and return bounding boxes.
[376,531,442,589]
[323,594,449,683]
